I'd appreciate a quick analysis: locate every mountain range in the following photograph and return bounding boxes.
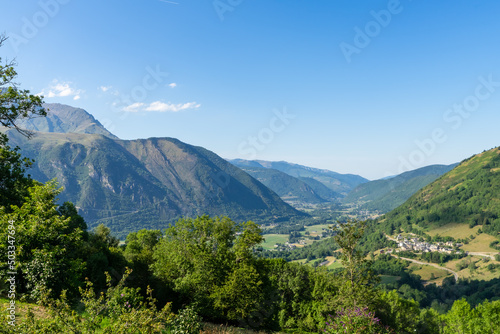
[343,163,458,213]
[9,103,482,239]
[7,104,312,238]
[227,166,340,205]
[230,159,367,195]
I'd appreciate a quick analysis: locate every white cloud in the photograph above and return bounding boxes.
[40,80,84,100]
[122,101,201,113]
[99,85,112,92]
[168,83,177,88]
[123,102,145,112]
[145,101,201,112]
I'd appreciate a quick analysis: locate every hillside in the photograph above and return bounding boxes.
[383,147,500,237]
[230,159,367,195]
[19,103,117,139]
[297,177,341,202]
[343,164,457,213]
[234,166,334,205]
[6,129,306,239]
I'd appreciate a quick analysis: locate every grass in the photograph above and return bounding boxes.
[379,275,400,284]
[412,265,449,281]
[0,297,48,322]
[427,223,499,252]
[427,223,481,239]
[445,256,500,281]
[261,234,289,250]
[291,256,343,270]
[325,256,343,270]
[461,234,499,253]
[291,258,308,264]
[304,224,331,236]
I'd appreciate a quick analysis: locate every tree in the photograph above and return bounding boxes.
[376,290,422,333]
[83,224,127,291]
[58,202,88,238]
[332,219,379,310]
[442,299,474,334]
[124,229,163,294]
[0,181,85,300]
[152,215,264,323]
[0,34,46,137]
[125,229,162,264]
[442,299,500,333]
[0,133,33,209]
[0,34,46,210]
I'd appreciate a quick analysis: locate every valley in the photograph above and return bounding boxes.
[3,3,500,331]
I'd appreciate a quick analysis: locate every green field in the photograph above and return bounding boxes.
[291,258,308,264]
[304,224,332,236]
[412,265,450,281]
[428,223,481,239]
[428,223,498,252]
[327,261,343,270]
[261,234,289,249]
[445,256,500,281]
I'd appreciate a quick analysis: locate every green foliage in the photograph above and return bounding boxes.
[256,258,338,332]
[169,306,202,334]
[441,298,500,333]
[0,181,85,300]
[82,226,127,292]
[332,220,379,310]
[376,290,422,333]
[0,34,46,210]
[152,215,264,323]
[324,307,393,334]
[0,34,46,137]
[0,133,33,210]
[8,269,176,333]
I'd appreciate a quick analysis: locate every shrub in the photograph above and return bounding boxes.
[169,306,203,334]
[324,307,393,334]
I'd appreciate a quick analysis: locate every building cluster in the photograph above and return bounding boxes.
[396,235,462,254]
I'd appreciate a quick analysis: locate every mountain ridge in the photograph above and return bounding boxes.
[4,104,308,238]
[6,129,306,238]
[383,147,500,236]
[230,159,368,195]
[18,103,118,139]
[343,163,458,213]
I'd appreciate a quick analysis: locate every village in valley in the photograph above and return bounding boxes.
[389,234,464,255]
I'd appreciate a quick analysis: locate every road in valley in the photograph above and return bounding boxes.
[389,254,459,283]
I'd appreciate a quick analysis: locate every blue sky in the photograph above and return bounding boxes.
[2,0,500,180]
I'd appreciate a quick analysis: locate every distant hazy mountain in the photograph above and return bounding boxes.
[343,163,458,213]
[230,159,368,195]
[234,166,338,204]
[298,177,341,202]
[384,147,500,233]
[19,103,117,139]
